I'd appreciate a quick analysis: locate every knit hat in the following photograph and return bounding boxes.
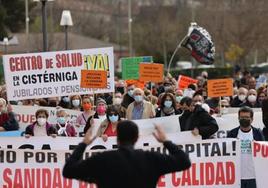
[96,98,107,105]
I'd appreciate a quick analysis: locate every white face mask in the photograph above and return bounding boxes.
[248,95,257,103]
[238,94,246,101]
[113,98,122,105]
[72,99,80,107]
[37,118,47,126]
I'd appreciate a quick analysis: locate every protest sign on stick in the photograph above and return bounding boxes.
[139,63,164,83]
[121,56,153,80]
[80,70,107,88]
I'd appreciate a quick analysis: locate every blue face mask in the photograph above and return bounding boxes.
[109,115,119,123]
[57,117,66,125]
[134,95,143,102]
[164,100,173,108]
[176,96,183,103]
[128,90,134,97]
[62,97,70,103]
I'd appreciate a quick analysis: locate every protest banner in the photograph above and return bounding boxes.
[252,141,268,188]
[10,104,265,139]
[80,70,107,88]
[157,138,241,188]
[139,63,164,83]
[0,132,200,151]
[3,47,114,101]
[207,79,233,98]
[11,105,81,132]
[0,138,240,188]
[178,75,198,90]
[121,56,153,80]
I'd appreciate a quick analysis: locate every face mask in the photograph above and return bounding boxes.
[37,118,47,126]
[97,106,106,114]
[239,118,251,128]
[176,96,183,103]
[195,101,202,106]
[248,95,257,103]
[62,97,70,103]
[83,103,92,111]
[113,98,122,105]
[164,101,173,108]
[134,95,143,102]
[57,117,66,125]
[238,94,246,101]
[128,90,134,97]
[164,86,172,92]
[109,115,119,123]
[72,99,80,107]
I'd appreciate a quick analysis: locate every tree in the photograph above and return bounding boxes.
[0,0,36,40]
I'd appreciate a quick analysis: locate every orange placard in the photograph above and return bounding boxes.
[207,78,233,97]
[80,70,107,88]
[178,75,198,90]
[139,63,163,83]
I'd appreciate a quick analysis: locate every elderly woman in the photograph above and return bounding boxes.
[0,98,19,132]
[25,109,57,137]
[96,105,122,142]
[55,109,76,137]
[126,88,155,120]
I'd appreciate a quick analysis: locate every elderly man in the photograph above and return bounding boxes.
[0,98,19,132]
[126,88,155,120]
[241,89,260,108]
[231,87,248,107]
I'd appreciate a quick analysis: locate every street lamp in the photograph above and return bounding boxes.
[3,37,9,54]
[60,10,73,50]
[33,0,54,52]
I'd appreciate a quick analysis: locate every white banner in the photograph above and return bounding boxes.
[0,132,201,150]
[157,139,240,188]
[214,112,264,138]
[0,138,240,188]
[3,47,114,100]
[10,105,266,139]
[252,141,268,188]
[12,105,181,136]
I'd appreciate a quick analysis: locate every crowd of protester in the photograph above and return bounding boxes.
[0,68,267,188]
[0,69,267,141]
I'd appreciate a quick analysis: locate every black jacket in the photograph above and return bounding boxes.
[230,96,244,107]
[63,141,191,188]
[179,105,219,139]
[227,126,265,141]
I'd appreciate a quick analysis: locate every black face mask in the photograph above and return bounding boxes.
[239,118,251,128]
[263,118,268,127]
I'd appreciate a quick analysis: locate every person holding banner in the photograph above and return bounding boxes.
[126,88,155,120]
[227,106,264,188]
[0,98,19,132]
[25,109,57,137]
[96,105,122,142]
[181,94,219,139]
[76,97,95,136]
[55,109,76,137]
[63,120,191,188]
